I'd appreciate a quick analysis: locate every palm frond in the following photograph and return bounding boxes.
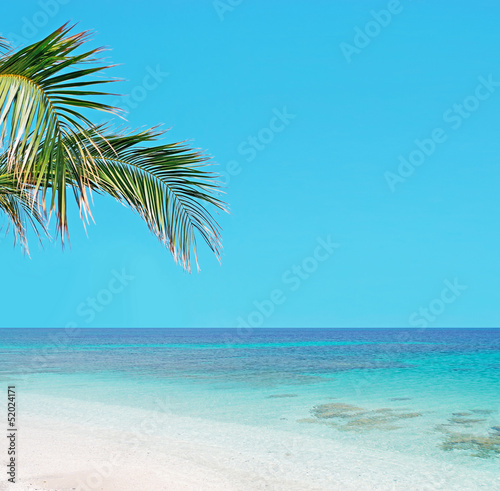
[0,36,9,53]
[0,162,47,253]
[64,127,227,271]
[0,25,227,270]
[0,24,119,239]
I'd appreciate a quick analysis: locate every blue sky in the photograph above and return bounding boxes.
[1,0,500,327]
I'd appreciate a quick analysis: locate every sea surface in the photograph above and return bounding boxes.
[1,328,499,477]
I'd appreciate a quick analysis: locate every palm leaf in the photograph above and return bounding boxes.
[0,159,47,253]
[0,24,119,239]
[0,25,227,270]
[63,127,226,271]
[0,36,9,53]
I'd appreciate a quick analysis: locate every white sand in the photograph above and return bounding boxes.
[3,396,500,491]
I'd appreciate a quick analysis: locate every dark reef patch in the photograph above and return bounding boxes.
[435,409,500,458]
[439,430,500,458]
[299,401,422,433]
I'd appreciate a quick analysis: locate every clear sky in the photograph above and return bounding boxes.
[2,0,500,328]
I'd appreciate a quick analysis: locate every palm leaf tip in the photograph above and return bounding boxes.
[75,128,227,272]
[0,168,48,254]
[0,36,9,52]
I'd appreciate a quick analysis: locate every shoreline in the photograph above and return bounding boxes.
[4,396,500,491]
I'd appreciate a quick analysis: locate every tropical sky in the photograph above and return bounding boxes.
[2,0,500,327]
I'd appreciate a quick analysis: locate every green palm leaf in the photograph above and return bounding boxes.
[0,36,9,53]
[64,127,226,271]
[0,24,119,238]
[0,159,47,253]
[0,25,226,270]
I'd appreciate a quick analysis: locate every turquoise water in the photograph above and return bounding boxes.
[1,328,499,474]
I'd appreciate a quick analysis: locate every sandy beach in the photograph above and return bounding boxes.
[2,0,500,487]
[4,395,500,491]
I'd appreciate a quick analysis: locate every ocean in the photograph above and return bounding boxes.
[1,328,499,484]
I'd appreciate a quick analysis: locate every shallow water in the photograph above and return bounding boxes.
[1,328,499,475]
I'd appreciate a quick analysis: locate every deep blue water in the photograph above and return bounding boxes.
[1,328,498,376]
